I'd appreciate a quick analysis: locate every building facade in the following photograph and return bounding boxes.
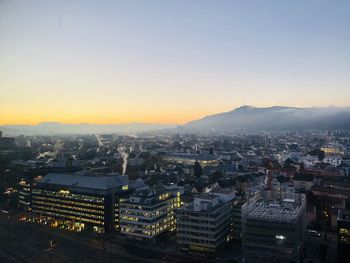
[176,190,235,252]
[241,190,306,263]
[337,210,350,263]
[119,186,183,241]
[30,173,128,234]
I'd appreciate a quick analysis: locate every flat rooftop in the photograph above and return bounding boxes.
[245,200,302,223]
[37,173,128,191]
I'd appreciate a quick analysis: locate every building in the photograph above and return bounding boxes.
[176,189,235,252]
[232,197,246,240]
[241,190,306,263]
[119,185,183,241]
[0,136,16,149]
[337,210,350,263]
[18,176,34,213]
[31,173,128,234]
[161,152,219,167]
[323,156,342,167]
[321,142,345,155]
[293,174,314,191]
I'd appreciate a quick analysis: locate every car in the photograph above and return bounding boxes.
[306,229,321,237]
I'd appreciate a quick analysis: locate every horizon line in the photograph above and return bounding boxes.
[2,104,350,126]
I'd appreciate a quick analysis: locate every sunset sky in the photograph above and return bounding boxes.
[1,0,350,125]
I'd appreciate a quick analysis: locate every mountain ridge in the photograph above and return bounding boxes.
[183,105,350,131]
[2,105,350,135]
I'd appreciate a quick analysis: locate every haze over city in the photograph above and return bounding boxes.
[1,0,350,125]
[2,1,350,263]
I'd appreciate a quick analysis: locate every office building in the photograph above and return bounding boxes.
[119,185,182,241]
[337,210,350,263]
[31,173,128,234]
[241,190,306,263]
[176,189,235,252]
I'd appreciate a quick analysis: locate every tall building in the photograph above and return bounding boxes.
[241,190,306,263]
[232,197,245,240]
[337,210,350,263]
[18,177,33,213]
[176,189,235,253]
[30,173,128,234]
[119,185,183,241]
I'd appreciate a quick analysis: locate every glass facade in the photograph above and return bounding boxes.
[31,187,113,233]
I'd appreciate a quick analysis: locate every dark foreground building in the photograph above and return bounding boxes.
[241,190,306,263]
[337,210,350,263]
[176,190,235,253]
[30,173,128,234]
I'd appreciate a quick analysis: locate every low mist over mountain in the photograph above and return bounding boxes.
[2,106,350,136]
[0,122,175,136]
[183,106,350,131]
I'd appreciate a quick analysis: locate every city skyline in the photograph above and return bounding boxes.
[1,0,350,125]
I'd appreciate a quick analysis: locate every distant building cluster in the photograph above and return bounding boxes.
[1,129,350,262]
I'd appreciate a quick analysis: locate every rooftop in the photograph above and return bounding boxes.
[125,186,180,206]
[245,199,303,223]
[37,173,128,191]
[162,152,217,161]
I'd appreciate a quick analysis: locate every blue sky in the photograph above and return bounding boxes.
[0,0,349,124]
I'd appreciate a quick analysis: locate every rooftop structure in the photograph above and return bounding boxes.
[242,190,306,263]
[37,172,128,192]
[246,198,302,223]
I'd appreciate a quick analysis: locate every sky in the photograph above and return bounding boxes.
[1,0,350,125]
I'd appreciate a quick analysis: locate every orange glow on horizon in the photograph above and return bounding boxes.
[0,110,213,126]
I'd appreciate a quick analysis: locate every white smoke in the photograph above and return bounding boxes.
[139,144,144,152]
[118,146,132,175]
[26,139,32,148]
[37,151,56,159]
[37,139,64,161]
[95,134,104,147]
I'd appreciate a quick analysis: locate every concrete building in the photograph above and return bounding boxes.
[323,156,342,167]
[293,174,314,191]
[232,197,246,240]
[241,190,306,263]
[176,189,235,252]
[337,210,350,263]
[119,185,182,241]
